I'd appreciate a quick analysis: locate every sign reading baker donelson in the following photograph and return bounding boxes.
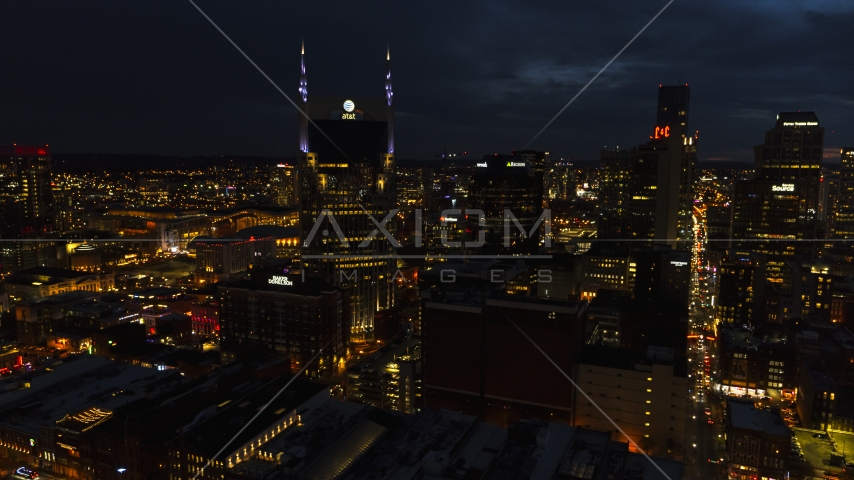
[268,275,294,286]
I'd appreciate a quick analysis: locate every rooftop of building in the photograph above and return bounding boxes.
[422,287,588,314]
[328,408,478,480]
[189,225,298,247]
[234,225,299,239]
[8,266,109,283]
[66,300,129,316]
[0,355,177,436]
[219,276,339,296]
[805,368,836,393]
[728,400,790,437]
[348,335,421,375]
[210,204,296,215]
[128,286,182,299]
[483,419,683,480]
[176,377,327,458]
[775,111,820,128]
[583,241,631,257]
[576,344,688,377]
[15,290,100,306]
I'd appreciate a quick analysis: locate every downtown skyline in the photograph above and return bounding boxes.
[1,0,853,162]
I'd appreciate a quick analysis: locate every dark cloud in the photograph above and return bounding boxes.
[1,0,852,162]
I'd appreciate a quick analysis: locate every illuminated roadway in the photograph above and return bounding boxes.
[683,205,726,480]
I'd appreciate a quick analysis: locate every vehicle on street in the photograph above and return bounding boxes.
[15,467,39,479]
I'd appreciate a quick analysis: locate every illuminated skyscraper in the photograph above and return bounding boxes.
[732,112,824,280]
[818,167,840,236]
[834,148,854,240]
[271,162,297,207]
[298,44,396,340]
[598,85,697,248]
[0,145,56,272]
[469,151,547,251]
[597,148,632,240]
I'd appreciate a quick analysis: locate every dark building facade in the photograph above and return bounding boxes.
[422,293,586,425]
[217,274,349,378]
[718,327,797,397]
[716,250,766,326]
[725,400,790,480]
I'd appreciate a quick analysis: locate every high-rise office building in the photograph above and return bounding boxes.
[597,85,697,248]
[469,151,547,250]
[271,162,297,207]
[597,149,632,240]
[544,160,575,201]
[716,250,766,326]
[818,167,841,237]
[658,85,698,247]
[732,112,824,281]
[835,148,854,240]
[753,112,823,183]
[298,44,396,340]
[0,145,56,272]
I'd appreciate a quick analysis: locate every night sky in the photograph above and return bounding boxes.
[1,0,852,163]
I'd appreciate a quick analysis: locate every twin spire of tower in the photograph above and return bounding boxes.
[385,44,393,107]
[298,41,392,106]
[299,38,308,103]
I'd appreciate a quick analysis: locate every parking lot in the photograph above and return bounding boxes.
[831,430,854,459]
[789,428,854,479]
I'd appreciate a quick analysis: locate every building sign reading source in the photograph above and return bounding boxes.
[772,184,795,192]
[268,276,294,286]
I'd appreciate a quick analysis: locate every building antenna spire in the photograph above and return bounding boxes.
[299,38,308,103]
[385,44,393,106]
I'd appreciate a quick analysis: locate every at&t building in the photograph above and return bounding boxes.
[297,43,397,341]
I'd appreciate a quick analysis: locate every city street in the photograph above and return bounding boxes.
[683,209,727,479]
